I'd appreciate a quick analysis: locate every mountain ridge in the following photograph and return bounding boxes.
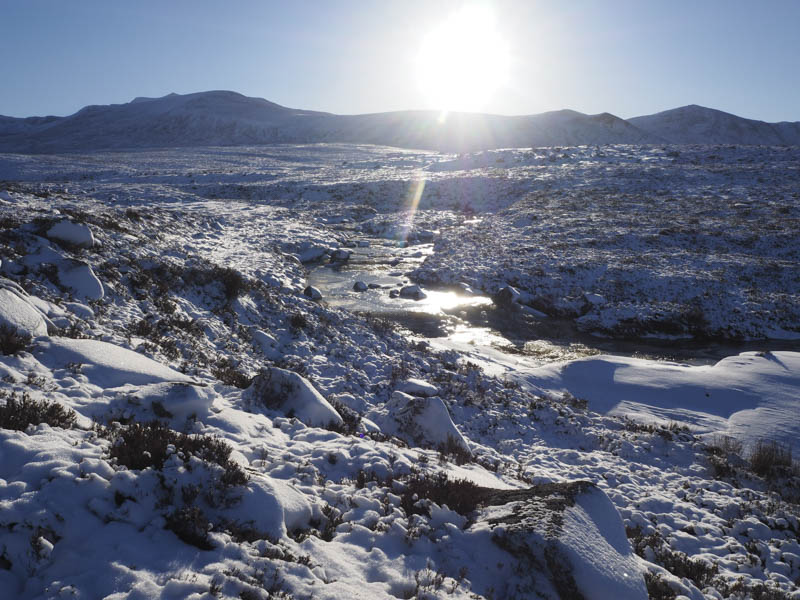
[1,91,797,153]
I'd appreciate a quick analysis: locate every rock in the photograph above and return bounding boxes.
[245,367,343,428]
[367,283,381,289]
[295,243,328,263]
[35,337,194,388]
[475,482,648,600]
[357,240,370,248]
[329,249,351,263]
[303,285,322,300]
[399,378,439,397]
[389,289,400,298]
[382,391,470,453]
[0,286,48,338]
[58,260,104,300]
[353,281,368,292]
[584,293,607,306]
[250,328,281,360]
[46,220,95,248]
[399,285,426,300]
[493,285,521,307]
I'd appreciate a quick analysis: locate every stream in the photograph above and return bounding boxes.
[308,238,800,370]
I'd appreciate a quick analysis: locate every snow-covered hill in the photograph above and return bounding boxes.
[629,104,800,145]
[0,91,660,153]
[3,92,798,153]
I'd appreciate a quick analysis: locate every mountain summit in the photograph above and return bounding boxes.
[0,92,797,153]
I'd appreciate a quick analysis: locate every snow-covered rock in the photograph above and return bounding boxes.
[245,367,343,427]
[329,249,351,263]
[295,243,328,263]
[46,220,95,248]
[303,285,322,300]
[34,337,194,388]
[0,286,48,338]
[130,382,216,420]
[493,285,521,307]
[399,285,426,300]
[476,481,648,600]
[399,378,438,397]
[58,260,104,300]
[382,391,470,452]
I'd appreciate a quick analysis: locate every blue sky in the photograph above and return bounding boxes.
[1,0,798,121]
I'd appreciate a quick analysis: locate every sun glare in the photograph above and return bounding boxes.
[416,5,511,114]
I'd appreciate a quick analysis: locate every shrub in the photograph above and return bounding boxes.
[0,324,31,355]
[0,392,77,431]
[289,312,309,331]
[399,471,482,516]
[165,506,214,550]
[102,420,248,486]
[749,439,792,478]
[212,358,251,389]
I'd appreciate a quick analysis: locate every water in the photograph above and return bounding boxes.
[308,238,800,367]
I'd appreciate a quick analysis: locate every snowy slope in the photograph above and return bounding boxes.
[630,104,800,145]
[0,91,659,153]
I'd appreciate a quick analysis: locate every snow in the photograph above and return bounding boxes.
[399,378,439,397]
[46,220,95,248]
[245,367,343,427]
[525,351,800,451]
[0,143,798,599]
[560,486,648,599]
[56,260,103,300]
[34,337,194,388]
[0,286,48,337]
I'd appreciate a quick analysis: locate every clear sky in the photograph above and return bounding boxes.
[1,0,798,121]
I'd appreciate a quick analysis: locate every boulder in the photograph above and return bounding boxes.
[58,260,104,300]
[493,285,521,307]
[303,285,322,300]
[399,285,427,300]
[472,482,648,600]
[47,220,95,248]
[399,378,439,397]
[352,281,368,292]
[245,367,343,428]
[329,249,351,263]
[383,391,470,453]
[388,289,400,298]
[0,287,48,338]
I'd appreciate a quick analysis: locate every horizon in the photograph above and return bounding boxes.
[2,1,799,122]
[3,88,798,126]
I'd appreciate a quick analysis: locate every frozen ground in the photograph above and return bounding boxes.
[0,144,799,599]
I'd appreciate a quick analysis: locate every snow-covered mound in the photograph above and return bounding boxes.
[34,337,194,388]
[630,104,800,145]
[526,351,800,451]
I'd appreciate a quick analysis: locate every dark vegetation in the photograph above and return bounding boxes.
[0,324,31,356]
[97,419,248,487]
[0,391,77,431]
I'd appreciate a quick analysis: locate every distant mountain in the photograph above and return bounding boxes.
[629,104,800,145]
[0,91,658,153]
[0,91,797,153]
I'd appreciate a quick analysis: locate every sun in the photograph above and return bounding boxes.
[416,5,511,114]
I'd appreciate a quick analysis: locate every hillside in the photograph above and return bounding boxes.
[0,91,660,153]
[629,104,800,145]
